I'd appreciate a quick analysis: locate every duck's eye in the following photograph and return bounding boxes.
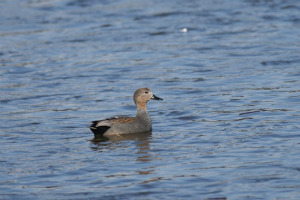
[145,91,149,94]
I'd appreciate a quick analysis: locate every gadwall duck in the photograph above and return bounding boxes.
[90,88,162,136]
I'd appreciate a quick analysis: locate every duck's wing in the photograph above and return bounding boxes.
[91,116,135,127]
[90,116,135,135]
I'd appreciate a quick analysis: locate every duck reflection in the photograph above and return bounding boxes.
[90,132,165,183]
[90,131,152,162]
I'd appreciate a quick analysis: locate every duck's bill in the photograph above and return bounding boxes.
[151,94,163,100]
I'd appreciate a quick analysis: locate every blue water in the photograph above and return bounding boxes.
[1,0,300,199]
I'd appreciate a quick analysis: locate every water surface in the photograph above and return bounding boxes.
[1,0,300,199]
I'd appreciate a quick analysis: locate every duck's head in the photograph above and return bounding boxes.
[133,88,162,108]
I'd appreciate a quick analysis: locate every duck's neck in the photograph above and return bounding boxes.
[137,102,147,110]
[135,106,152,131]
[136,107,151,122]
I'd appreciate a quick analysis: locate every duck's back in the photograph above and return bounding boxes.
[90,116,135,135]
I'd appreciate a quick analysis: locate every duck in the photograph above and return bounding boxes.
[89,88,162,136]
